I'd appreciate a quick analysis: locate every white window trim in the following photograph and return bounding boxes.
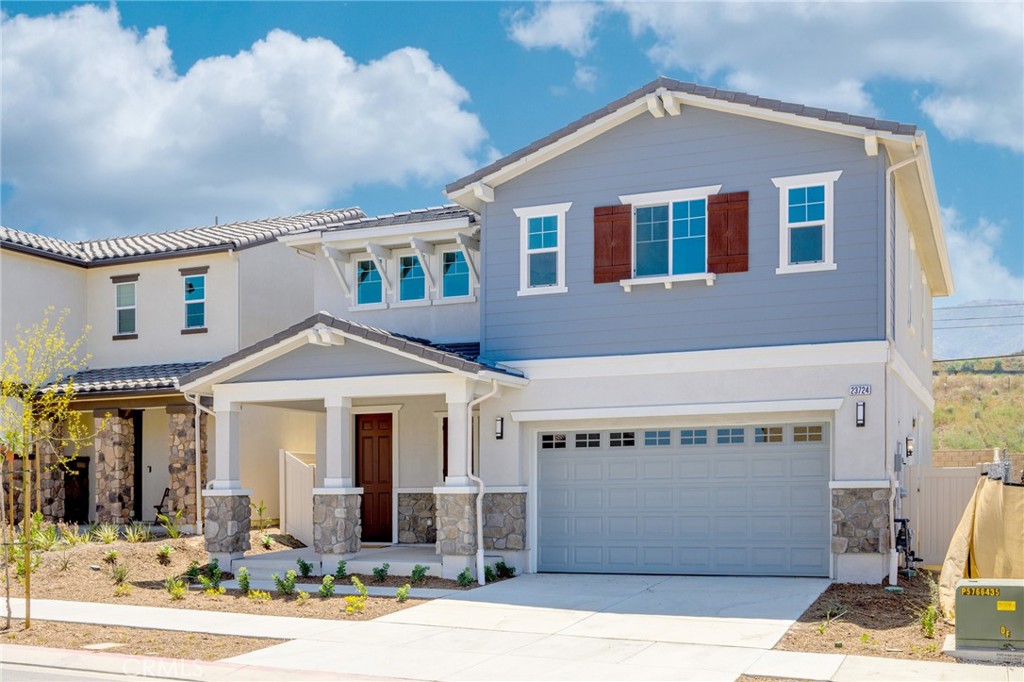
[183,274,206,329]
[115,282,136,336]
[438,246,474,300]
[396,249,429,305]
[617,185,721,290]
[353,257,387,308]
[772,170,842,274]
[514,202,571,296]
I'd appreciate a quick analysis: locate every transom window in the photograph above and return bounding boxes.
[575,433,601,448]
[356,260,383,305]
[115,282,136,335]
[680,429,707,445]
[793,425,824,442]
[541,433,567,449]
[717,428,745,444]
[399,255,426,301]
[183,275,205,329]
[441,250,470,298]
[515,202,571,295]
[772,170,841,274]
[755,426,784,444]
[644,430,671,446]
[609,432,635,447]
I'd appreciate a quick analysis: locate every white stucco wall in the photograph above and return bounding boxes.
[85,253,239,368]
[0,250,87,351]
[141,408,171,522]
[893,191,933,385]
[238,242,315,347]
[238,405,317,519]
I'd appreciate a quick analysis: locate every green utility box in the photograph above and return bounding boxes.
[955,578,1024,649]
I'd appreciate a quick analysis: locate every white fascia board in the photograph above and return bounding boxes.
[914,135,954,296]
[506,341,889,380]
[320,218,472,248]
[888,346,935,411]
[511,398,844,423]
[478,369,528,387]
[278,232,324,247]
[447,91,917,202]
[214,373,468,404]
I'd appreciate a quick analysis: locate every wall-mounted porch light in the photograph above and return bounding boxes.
[855,401,866,427]
[495,416,504,440]
[905,436,915,459]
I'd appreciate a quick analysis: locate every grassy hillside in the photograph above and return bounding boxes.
[932,356,1024,452]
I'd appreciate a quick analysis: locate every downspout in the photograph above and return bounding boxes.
[183,392,215,535]
[467,379,500,586]
[884,149,920,586]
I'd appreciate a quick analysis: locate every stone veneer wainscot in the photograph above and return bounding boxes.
[831,488,891,553]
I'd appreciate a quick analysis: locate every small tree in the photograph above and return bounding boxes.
[1,307,93,629]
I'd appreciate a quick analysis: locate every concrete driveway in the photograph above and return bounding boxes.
[226,574,831,681]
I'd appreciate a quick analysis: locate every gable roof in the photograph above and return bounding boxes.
[50,361,210,397]
[0,208,365,267]
[446,77,919,200]
[177,312,522,392]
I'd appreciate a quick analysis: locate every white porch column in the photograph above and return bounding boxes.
[445,383,472,486]
[324,396,353,488]
[211,403,241,489]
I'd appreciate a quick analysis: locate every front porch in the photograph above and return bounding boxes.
[179,314,527,582]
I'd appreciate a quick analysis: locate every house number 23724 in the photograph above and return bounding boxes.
[849,385,872,396]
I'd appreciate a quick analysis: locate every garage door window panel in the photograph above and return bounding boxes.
[644,430,671,446]
[680,429,708,445]
[610,432,636,447]
[793,425,824,442]
[716,428,745,444]
[575,432,601,448]
[541,433,567,449]
[754,426,784,443]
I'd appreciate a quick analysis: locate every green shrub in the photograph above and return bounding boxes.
[104,549,119,564]
[296,557,313,578]
[14,552,41,581]
[251,499,268,532]
[184,560,201,583]
[111,563,129,585]
[57,550,72,572]
[371,562,390,582]
[248,589,271,602]
[237,567,251,594]
[352,575,368,598]
[456,568,473,587]
[344,576,368,614]
[156,509,183,539]
[319,575,335,599]
[165,576,187,600]
[261,535,272,550]
[57,522,88,546]
[273,569,297,595]
[410,564,429,584]
[93,522,120,544]
[334,560,347,578]
[396,583,411,602]
[198,558,222,590]
[204,586,226,597]
[113,584,133,598]
[124,521,152,543]
[296,590,310,605]
[494,560,516,579]
[484,565,496,583]
[157,544,173,565]
[920,605,938,638]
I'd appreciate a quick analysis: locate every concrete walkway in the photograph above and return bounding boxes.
[5,574,1021,682]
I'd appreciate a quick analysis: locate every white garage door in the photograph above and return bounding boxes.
[538,424,830,577]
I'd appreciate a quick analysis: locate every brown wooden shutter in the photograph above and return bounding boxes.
[594,204,632,283]
[707,191,749,274]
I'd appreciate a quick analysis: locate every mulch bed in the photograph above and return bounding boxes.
[775,570,955,661]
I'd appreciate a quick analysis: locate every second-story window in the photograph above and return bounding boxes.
[772,170,842,274]
[441,250,469,298]
[115,281,136,335]
[356,259,383,305]
[184,275,206,329]
[635,199,707,277]
[399,255,426,301]
[514,202,571,296]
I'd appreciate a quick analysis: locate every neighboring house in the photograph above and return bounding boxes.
[0,208,363,527]
[179,78,953,584]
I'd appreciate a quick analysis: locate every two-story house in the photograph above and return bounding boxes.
[179,79,952,584]
[0,208,362,528]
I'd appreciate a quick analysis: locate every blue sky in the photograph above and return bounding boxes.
[2,1,1022,311]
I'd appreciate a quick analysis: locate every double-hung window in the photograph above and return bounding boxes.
[183,275,206,329]
[514,202,571,295]
[441,250,470,298]
[772,170,842,274]
[356,259,383,305]
[114,280,136,336]
[619,185,721,285]
[398,255,426,302]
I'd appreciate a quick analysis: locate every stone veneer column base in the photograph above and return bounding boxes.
[203,490,251,564]
[167,407,208,527]
[313,489,362,555]
[832,487,891,554]
[94,411,135,524]
[397,492,436,544]
[435,488,477,580]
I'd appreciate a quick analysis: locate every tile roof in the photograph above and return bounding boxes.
[55,362,211,395]
[1,208,365,266]
[447,77,919,194]
[178,313,518,388]
[322,205,476,233]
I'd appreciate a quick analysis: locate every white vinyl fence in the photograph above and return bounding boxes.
[908,465,982,566]
[279,450,316,547]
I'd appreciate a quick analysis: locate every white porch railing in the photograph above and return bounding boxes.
[279,450,316,547]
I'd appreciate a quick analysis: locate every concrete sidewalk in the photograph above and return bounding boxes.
[6,581,1021,682]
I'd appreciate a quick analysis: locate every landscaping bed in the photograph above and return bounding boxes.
[775,570,954,662]
[1,619,281,660]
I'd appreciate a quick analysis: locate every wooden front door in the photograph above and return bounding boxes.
[356,413,393,542]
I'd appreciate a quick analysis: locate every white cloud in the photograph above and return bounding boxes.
[940,207,1024,306]
[0,5,488,237]
[506,2,602,58]
[519,2,1023,151]
[573,64,598,91]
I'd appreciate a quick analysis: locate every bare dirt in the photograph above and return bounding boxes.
[775,570,955,662]
[1,618,281,660]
